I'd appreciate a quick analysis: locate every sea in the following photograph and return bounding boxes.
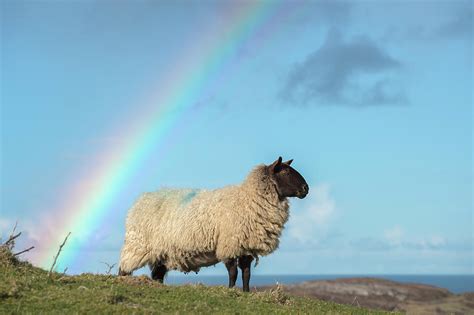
[165,274,474,294]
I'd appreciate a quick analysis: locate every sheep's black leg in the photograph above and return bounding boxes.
[238,255,253,292]
[224,258,238,288]
[151,263,168,283]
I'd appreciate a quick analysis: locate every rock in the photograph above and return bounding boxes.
[258,277,474,314]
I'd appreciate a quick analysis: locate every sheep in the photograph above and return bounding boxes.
[118,157,309,291]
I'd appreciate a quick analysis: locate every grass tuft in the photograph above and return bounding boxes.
[0,243,20,267]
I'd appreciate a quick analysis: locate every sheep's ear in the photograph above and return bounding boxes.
[284,159,293,166]
[269,156,283,173]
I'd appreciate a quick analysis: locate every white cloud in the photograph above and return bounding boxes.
[384,225,447,250]
[408,235,447,250]
[286,183,336,245]
[351,225,450,251]
[0,218,16,239]
[383,225,404,246]
[0,218,12,231]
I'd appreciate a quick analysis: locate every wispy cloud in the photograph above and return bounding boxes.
[384,225,404,246]
[382,4,473,42]
[436,7,473,40]
[0,218,16,239]
[285,183,337,248]
[287,1,353,27]
[280,29,406,107]
[350,225,471,252]
[0,215,122,268]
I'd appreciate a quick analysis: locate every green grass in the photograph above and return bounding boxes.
[0,245,396,314]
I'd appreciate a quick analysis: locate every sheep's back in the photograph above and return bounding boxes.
[125,188,225,266]
[126,189,202,236]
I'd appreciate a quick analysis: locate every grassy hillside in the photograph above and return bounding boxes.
[0,245,395,314]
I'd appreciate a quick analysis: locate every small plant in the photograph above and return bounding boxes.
[268,283,291,305]
[48,232,71,277]
[0,223,34,268]
[101,261,116,275]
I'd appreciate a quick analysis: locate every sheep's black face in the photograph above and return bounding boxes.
[269,157,309,199]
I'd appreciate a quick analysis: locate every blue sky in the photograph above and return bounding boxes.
[1,0,472,275]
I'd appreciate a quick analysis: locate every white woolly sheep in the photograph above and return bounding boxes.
[118,157,309,291]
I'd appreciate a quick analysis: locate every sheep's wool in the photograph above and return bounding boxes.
[119,165,289,273]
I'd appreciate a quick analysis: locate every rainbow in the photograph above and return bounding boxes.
[32,0,294,271]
